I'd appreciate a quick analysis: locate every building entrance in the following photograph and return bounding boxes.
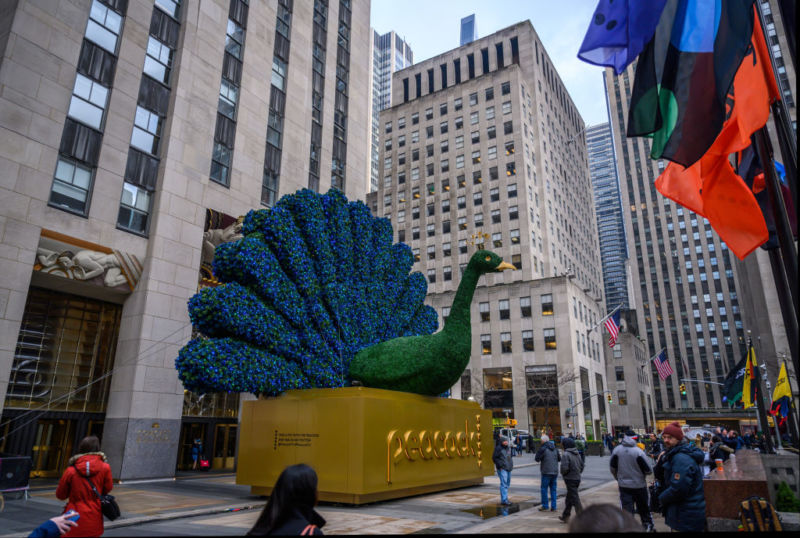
[31,419,75,478]
[213,424,237,470]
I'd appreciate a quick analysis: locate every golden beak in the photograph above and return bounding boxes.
[495,261,515,271]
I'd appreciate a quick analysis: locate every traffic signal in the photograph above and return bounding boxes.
[607,393,613,404]
[680,383,687,395]
[509,419,517,426]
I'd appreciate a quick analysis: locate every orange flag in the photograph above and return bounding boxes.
[655,11,781,259]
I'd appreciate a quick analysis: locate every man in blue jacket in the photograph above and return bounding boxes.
[654,422,706,532]
[535,434,561,511]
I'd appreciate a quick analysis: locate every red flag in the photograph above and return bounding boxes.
[654,10,781,259]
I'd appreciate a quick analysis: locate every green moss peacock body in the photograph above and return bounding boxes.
[176,189,513,396]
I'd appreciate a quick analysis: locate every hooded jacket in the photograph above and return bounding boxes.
[535,440,561,475]
[656,441,706,532]
[56,452,113,538]
[560,439,584,481]
[492,436,514,471]
[609,435,652,489]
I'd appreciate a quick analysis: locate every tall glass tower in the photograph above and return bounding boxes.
[460,14,477,46]
[587,123,629,311]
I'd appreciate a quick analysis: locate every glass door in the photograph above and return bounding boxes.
[213,424,237,470]
[177,422,206,470]
[31,419,75,478]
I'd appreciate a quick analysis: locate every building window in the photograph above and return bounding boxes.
[499,299,510,319]
[470,111,479,124]
[505,140,515,155]
[474,212,483,227]
[487,125,496,139]
[488,145,497,160]
[411,112,419,124]
[473,191,483,206]
[426,223,435,237]
[442,220,451,233]
[481,334,492,354]
[440,121,448,134]
[454,97,462,110]
[541,293,553,315]
[130,106,162,155]
[455,135,464,149]
[501,332,512,353]
[520,296,531,317]
[459,239,467,253]
[501,81,510,94]
[117,182,152,234]
[510,229,520,243]
[509,205,518,220]
[444,265,452,281]
[50,158,93,214]
[469,92,478,105]
[427,268,436,283]
[479,302,490,322]
[442,241,451,256]
[511,254,521,269]
[617,390,628,405]
[504,120,513,134]
[502,101,512,114]
[491,209,501,223]
[492,232,502,248]
[615,366,625,381]
[544,328,557,349]
[68,74,109,130]
[425,107,433,120]
[86,0,123,53]
[144,36,173,84]
[522,330,534,351]
[506,162,516,176]
[486,106,495,120]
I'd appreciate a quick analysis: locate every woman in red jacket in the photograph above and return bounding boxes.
[55,436,113,537]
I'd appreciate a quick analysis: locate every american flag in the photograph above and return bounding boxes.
[603,310,621,348]
[654,350,674,380]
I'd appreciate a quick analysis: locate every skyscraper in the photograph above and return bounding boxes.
[460,14,477,46]
[0,0,371,480]
[368,21,610,439]
[587,123,629,311]
[605,64,750,425]
[369,30,413,191]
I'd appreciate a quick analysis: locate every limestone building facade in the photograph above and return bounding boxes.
[0,0,371,479]
[368,21,611,439]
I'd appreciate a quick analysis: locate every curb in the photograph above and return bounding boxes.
[104,502,266,530]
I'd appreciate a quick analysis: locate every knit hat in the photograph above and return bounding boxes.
[625,430,638,440]
[540,434,550,443]
[562,437,575,449]
[662,422,684,441]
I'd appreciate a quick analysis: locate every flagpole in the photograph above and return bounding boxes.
[587,303,623,335]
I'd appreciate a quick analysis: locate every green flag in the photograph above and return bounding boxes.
[722,354,747,408]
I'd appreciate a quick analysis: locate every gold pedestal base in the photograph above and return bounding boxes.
[236,387,493,505]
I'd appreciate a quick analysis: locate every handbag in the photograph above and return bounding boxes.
[75,468,121,521]
[648,481,662,514]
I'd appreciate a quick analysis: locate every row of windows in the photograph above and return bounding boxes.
[401,227,520,247]
[385,120,515,157]
[423,254,523,282]
[385,100,513,138]
[306,0,328,193]
[262,0,292,206]
[330,0,352,192]
[50,0,128,217]
[390,181,518,210]
[397,204,521,229]
[210,1,249,187]
[477,328,557,354]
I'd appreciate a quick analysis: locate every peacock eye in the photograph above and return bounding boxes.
[484,256,491,262]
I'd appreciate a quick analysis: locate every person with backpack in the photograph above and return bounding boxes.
[55,436,113,537]
[654,422,706,532]
[248,464,325,535]
[558,437,584,523]
[535,434,561,512]
[610,430,655,532]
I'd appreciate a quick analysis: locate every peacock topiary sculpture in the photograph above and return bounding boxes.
[176,188,513,397]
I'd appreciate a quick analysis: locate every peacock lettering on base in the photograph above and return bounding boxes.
[176,188,513,397]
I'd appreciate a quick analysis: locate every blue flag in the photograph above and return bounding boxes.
[578,0,668,74]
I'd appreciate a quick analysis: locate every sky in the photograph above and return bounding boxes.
[371,0,610,128]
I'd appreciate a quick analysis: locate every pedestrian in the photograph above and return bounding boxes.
[535,433,560,512]
[515,434,522,456]
[709,435,734,464]
[191,437,203,470]
[248,464,325,535]
[574,434,586,464]
[28,513,79,538]
[492,435,514,506]
[568,504,641,533]
[55,435,113,537]
[610,430,655,532]
[647,433,664,459]
[654,422,706,532]
[558,437,584,523]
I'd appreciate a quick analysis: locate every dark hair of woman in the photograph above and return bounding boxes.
[568,503,641,533]
[248,464,319,536]
[78,435,101,454]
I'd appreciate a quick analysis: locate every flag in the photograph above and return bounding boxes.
[604,309,621,348]
[653,10,781,259]
[577,0,668,74]
[769,363,792,422]
[627,0,756,167]
[737,148,799,250]
[654,350,674,380]
[722,353,747,407]
[742,345,760,409]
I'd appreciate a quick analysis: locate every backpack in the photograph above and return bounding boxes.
[739,496,783,532]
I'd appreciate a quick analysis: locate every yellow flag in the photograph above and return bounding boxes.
[742,346,757,409]
[772,363,792,402]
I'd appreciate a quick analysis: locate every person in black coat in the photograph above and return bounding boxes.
[248,464,325,536]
